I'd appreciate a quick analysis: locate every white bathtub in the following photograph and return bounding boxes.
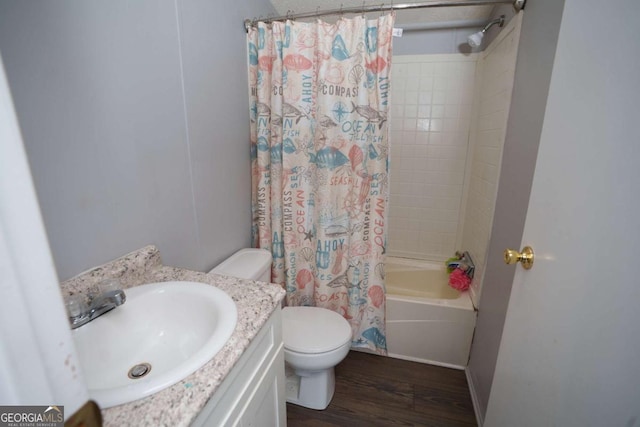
[385,257,477,369]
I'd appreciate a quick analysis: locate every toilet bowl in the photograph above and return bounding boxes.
[210,249,352,410]
[282,306,351,410]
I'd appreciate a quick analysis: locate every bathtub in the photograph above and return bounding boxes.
[385,257,477,369]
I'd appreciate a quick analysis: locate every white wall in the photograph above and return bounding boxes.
[386,18,508,262]
[388,54,476,260]
[0,54,87,416]
[0,0,275,281]
[388,18,519,270]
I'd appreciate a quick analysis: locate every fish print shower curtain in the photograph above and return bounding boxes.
[248,14,394,354]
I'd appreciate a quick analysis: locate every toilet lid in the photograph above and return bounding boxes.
[282,307,352,354]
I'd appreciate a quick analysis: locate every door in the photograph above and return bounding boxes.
[484,0,640,426]
[0,53,89,413]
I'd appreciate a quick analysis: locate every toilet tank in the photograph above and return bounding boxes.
[209,249,272,282]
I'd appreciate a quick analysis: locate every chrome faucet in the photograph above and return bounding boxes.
[446,251,476,279]
[65,279,126,329]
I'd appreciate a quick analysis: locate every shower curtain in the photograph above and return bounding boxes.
[248,14,394,354]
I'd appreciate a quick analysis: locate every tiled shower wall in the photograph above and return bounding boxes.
[388,55,477,260]
[387,15,521,305]
[461,15,522,305]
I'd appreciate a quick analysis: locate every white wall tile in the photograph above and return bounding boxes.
[461,23,521,307]
[408,63,421,76]
[389,54,477,261]
[404,105,418,118]
[389,38,518,308]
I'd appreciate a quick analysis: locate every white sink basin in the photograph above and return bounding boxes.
[72,281,237,408]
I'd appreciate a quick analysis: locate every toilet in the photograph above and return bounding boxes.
[210,248,352,410]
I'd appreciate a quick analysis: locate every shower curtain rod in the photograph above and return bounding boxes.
[244,0,524,31]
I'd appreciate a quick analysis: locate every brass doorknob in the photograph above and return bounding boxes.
[503,246,534,270]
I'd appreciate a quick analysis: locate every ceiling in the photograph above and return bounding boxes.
[268,0,499,26]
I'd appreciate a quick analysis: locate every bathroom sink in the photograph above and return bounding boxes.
[72,281,237,408]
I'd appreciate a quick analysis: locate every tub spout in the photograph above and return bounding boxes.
[448,251,475,279]
[460,251,475,279]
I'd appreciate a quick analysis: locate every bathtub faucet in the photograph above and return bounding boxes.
[65,279,126,329]
[448,251,475,279]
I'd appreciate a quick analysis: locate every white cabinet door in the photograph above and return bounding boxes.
[192,308,285,427]
[238,350,285,427]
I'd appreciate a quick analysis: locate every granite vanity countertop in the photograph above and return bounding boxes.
[60,246,285,427]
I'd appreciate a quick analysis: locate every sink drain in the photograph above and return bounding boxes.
[128,363,152,379]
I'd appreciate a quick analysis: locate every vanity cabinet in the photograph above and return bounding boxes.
[192,307,286,427]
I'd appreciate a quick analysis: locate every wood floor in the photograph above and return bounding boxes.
[286,351,477,427]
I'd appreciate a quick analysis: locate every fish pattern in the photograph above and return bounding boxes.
[310,147,350,170]
[248,15,394,355]
[351,102,387,129]
[283,103,308,124]
[283,54,313,71]
[256,102,271,115]
[319,115,338,128]
[331,35,350,61]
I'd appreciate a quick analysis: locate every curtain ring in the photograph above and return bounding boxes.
[286,10,292,20]
[315,6,320,18]
[362,1,366,18]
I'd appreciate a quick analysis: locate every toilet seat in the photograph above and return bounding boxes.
[282,307,351,354]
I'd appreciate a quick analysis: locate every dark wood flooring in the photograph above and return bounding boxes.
[286,351,477,427]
